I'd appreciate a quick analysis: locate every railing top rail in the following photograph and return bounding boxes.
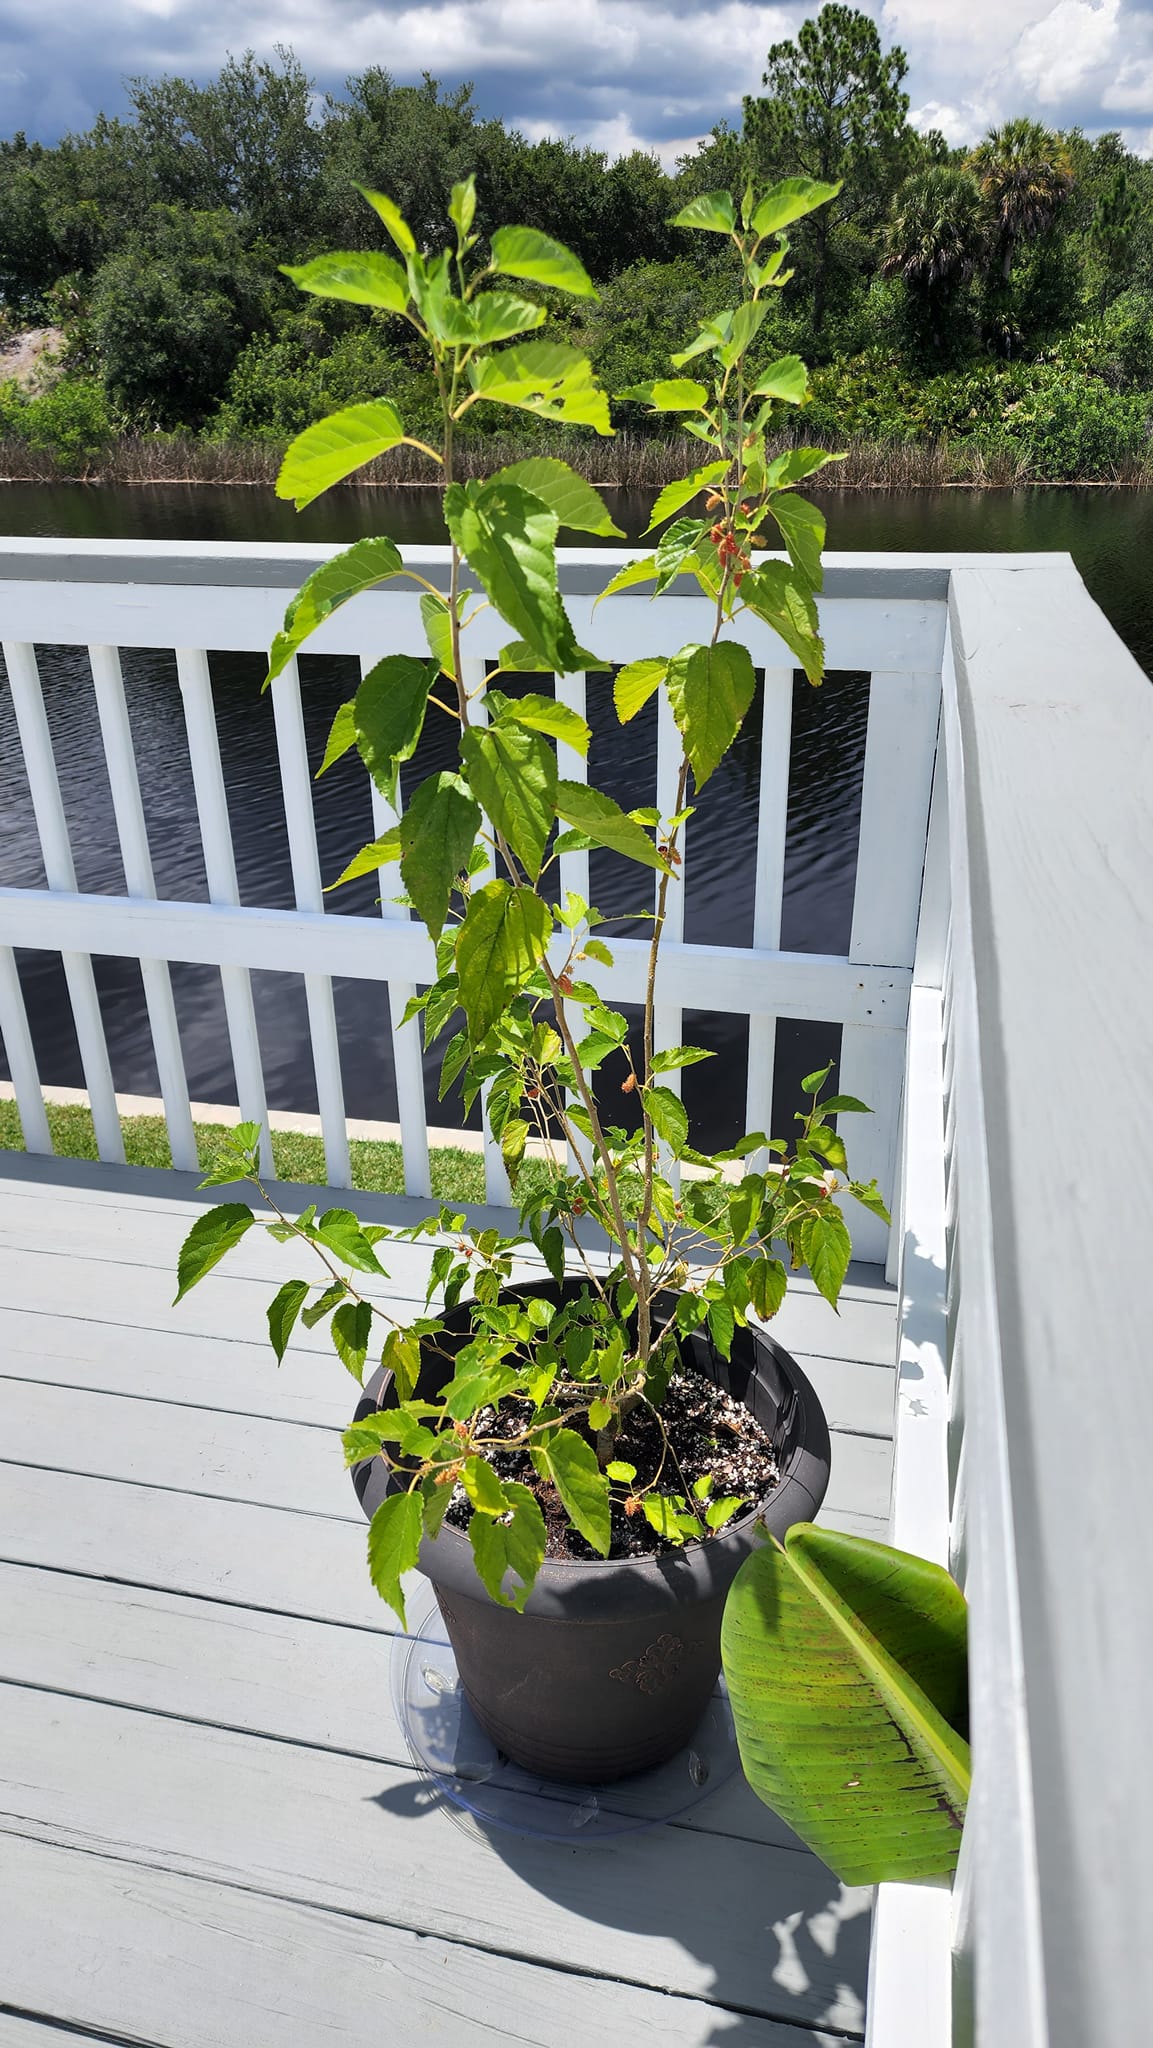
[948,555,1153,2048]
[0,537,1074,602]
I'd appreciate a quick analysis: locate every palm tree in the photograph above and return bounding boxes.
[967,119,1074,282]
[882,166,987,352]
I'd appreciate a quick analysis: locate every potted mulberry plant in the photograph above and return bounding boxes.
[175,172,891,1782]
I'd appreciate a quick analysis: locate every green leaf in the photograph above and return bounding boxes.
[669,191,736,235]
[765,447,844,489]
[809,1124,848,1170]
[654,517,709,594]
[740,561,825,687]
[818,1094,872,1116]
[267,536,404,683]
[445,477,585,674]
[803,1063,833,1093]
[174,1203,254,1303]
[460,723,556,880]
[621,378,710,413]
[448,175,476,241]
[314,1207,388,1276]
[419,592,457,679]
[382,1326,421,1402]
[707,1297,735,1359]
[613,657,665,723]
[651,1045,714,1075]
[281,250,408,315]
[490,225,597,299]
[767,493,826,592]
[537,1428,611,1554]
[462,1455,508,1515]
[342,1406,438,1465]
[706,1495,745,1531]
[801,1209,852,1309]
[581,937,613,967]
[499,692,590,754]
[718,299,768,368]
[354,654,437,808]
[399,771,481,937]
[748,1256,788,1321]
[267,1278,309,1362]
[467,340,610,433]
[468,291,548,345]
[468,1481,547,1611]
[606,1459,636,1483]
[316,699,356,779]
[301,1279,346,1328]
[327,828,400,891]
[276,401,407,510]
[645,461,729,534]
[641,1085,689,1153]
[456,881,552,1044]
[751,354,810,405]
[588,1397,612,1430]
[331,1299,373,1383]
[752,177,841,240]
[555,780,672,874]
[665,641,757,788]
[357,185,417,255]
[851,1180,892,1224]
[489,457,623,537]
[366,1489,423,1627]
[721,1523,969,1885]
[596,555,658,601]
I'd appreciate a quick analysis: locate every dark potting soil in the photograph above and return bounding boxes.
[444,1364,781,1562]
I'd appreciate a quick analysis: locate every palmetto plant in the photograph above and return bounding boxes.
[967,118,1074,282]
[882,165,987,292]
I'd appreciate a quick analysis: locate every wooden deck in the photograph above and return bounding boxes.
[0,1155,896,2047]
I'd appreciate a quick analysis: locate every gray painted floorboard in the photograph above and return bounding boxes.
[0,1164,896,2044]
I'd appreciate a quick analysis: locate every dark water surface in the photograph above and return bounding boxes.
[0,482,1147,1146]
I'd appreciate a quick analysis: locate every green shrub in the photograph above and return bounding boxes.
[1003,377,1150,477]
[212,327,439,442]
[23,377,111,471]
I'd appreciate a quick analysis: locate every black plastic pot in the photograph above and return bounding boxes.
[351,1280,830,1782]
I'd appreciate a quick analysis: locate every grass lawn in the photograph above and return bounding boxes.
[0,1099,559,1206]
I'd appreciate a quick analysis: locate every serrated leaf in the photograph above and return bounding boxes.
[803,1063,833,1093]
[707,1296,735,1359]
[327,828,400,891]
[467,339,610,433]
[399,771,481,937]
[597,555,658,602]
[499,692,590,754]
[752,354,810,405]
[456,881,552,1044]
[641,1084,689,1153]
[463,1456,509,1515]
[357,184,416,255]
[467,291,548,345]
[581,937,614,966]
[651,1045,714,1075]
[367,1489,423,1626]
[266,1278,309,1362]
[331,1298,373,1383]
[765,447,844,489]
[276,401,408,510]
[606,1459,636,1483]
[461,722,556,881]
[819,1093,872,1116]
[448,174,476,240]
[468,1482,547,1610]
[266,536,404,683]
[740,561,825,687]
[301,1280,346,1328]
[645,461,729,534]
[445,477,585,673]
[174,1203,254,1303]
[665,640,756,788]
[722,1523,969,1885]
[621,378,710,413]
[281,250,408,315]
[316,699,356,779]
[490,225,597,298]
[669,190,736,235]
[538,1428,611,1553]
[420,591,456,679]
[354,653,437,807]
[752,177,842,239]
[490,456,623,537]
[555,780,672,874]
[314,1207,388,1276]
[851,1179,891,1224]
[748,1256,788,1321]
[767,493,825,592]
[654,516,709,594]
[801,1209,852,1309]
[707,1495,746,1530]
[382,1326,421,1402]
[613,657,665,722]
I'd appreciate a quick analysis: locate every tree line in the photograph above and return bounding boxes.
[1,4,1151,480]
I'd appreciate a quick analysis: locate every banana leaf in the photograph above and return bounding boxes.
[721,1522,970,1885]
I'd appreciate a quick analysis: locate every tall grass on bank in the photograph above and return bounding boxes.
[4,429,1152,491]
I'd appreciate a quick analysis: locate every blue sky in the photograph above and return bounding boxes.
[0,0,1149,159]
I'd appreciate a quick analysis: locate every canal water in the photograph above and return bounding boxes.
[0,483,1148,1148]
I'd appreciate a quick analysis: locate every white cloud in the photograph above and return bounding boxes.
[1012,0,1121,105]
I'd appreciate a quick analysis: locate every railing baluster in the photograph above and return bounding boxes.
[174,648,273,1179]
[653,686,684,1188]
[366,657,431,1203]
[0,946,51,1153]
[2,639,124,1162]
[746,667,793,1165]
[270,658,350,1189]
[88,644,198,1173]
[462,665,511,1206]
[554,670,589,1176]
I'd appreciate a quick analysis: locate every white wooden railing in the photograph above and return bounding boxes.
[3,541,1149,2047]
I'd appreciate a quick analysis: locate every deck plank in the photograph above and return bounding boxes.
[1,1684,870,2033]
[0,1835,848,2048]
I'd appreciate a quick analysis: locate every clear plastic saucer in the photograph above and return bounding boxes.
[391,1582,740,1843]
